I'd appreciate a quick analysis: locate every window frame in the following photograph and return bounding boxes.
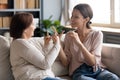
[92,0,120,28]
[68,0,120,28]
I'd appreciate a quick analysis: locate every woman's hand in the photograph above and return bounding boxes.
[51,26,60,44]
[68,31,82,45]
[51,34,59,44]
[44,32,51,45]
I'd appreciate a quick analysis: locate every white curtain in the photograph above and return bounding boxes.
[60,0,79,26]
[60,0,70,26]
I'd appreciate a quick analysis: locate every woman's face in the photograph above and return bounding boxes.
[70,9,86,28]
[23,20,36,39]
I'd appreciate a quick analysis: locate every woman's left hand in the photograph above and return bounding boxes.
[51,33,59,44]
[51,26,60,44]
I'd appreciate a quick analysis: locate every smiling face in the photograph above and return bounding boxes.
[71,4,93,29]
[10,13,35,39]
[70,9,86,29]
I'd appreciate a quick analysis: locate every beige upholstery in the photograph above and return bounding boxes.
[0,35,120,80]
[52,43,120,80]
[102,43,120,77]
[0,35,14,80]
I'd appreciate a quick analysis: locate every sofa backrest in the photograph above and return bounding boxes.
[52,34,120,77]
[0,35,14,80]
[102,43,120,77]
[0,34,120,79]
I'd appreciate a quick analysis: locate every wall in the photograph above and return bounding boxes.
[43,0,62,20]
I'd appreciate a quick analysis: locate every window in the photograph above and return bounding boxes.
[69,0,120,28]
[114,0,120,23]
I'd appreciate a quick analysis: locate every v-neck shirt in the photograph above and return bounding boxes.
[64,29,103,76]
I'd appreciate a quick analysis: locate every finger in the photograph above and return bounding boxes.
[51,26,58,35]
[61,30,65,34]
[44,36,51,45]
[58,31,64,38]
[46,31,49,36]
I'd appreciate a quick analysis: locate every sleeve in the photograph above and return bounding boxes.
[14,39,60,69]
[91,31,103,67]
[63,33,72,64]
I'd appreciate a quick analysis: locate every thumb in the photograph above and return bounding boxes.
[51,26,58,35]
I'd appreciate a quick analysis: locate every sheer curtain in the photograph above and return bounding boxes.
[60,0,70,26]
[60,0,76,26]
[60,0,85,26]
[60,0,112,26]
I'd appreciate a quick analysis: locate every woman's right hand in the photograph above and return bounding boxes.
[68,31,82,45]
[44,32,51,45]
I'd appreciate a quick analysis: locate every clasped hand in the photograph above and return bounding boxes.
[68,31,82,44]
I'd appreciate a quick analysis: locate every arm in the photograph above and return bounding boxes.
[58,34,71,67]
[69,31,103,66]
[78,42,96,66]
[59,46,69,67]
[90,31,103,66]
[14,38,60,70]
[74,34,95,66]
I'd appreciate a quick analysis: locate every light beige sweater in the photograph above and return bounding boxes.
[10,37,60,80]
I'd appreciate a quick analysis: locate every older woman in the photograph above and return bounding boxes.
[10,12,61,80]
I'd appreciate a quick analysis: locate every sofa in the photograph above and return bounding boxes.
[0,35,120,80]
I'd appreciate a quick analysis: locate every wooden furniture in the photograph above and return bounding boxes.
[0,0,43,35]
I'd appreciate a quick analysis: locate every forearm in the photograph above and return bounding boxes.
[59,47,68,67]
[79,43,95,66]
[45,40,61,68]
[28,40,61,69]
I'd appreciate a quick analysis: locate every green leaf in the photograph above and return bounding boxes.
[42,20,52,28]
[53,20,60,26]
[40,16,75,36]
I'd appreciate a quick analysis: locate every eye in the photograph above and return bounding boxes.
[71,15,80,19]
[74,16,80,19]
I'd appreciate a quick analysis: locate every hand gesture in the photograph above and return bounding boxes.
[68,31,82,44]
[44,32,51,45]
[51,26,59,44]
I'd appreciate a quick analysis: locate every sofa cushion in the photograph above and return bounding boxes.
[102,43,120,77]
[0,35,14,80]
[52,61,69,77]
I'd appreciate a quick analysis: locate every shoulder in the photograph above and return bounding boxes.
[12,39,27,44]
[11,39,30,49]
[92,29,103,37]
[29,37,44,42]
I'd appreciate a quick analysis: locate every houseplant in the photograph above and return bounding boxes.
[34,16,75,37]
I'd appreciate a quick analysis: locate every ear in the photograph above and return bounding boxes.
[23,29,27,33]
[85,17,90,22]
[83,17,90,24]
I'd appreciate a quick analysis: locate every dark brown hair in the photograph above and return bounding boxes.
[74,3,93,28]
[10,12,33,39]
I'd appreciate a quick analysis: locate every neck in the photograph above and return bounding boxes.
[77,28,90,37]
[22,34,30,40]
